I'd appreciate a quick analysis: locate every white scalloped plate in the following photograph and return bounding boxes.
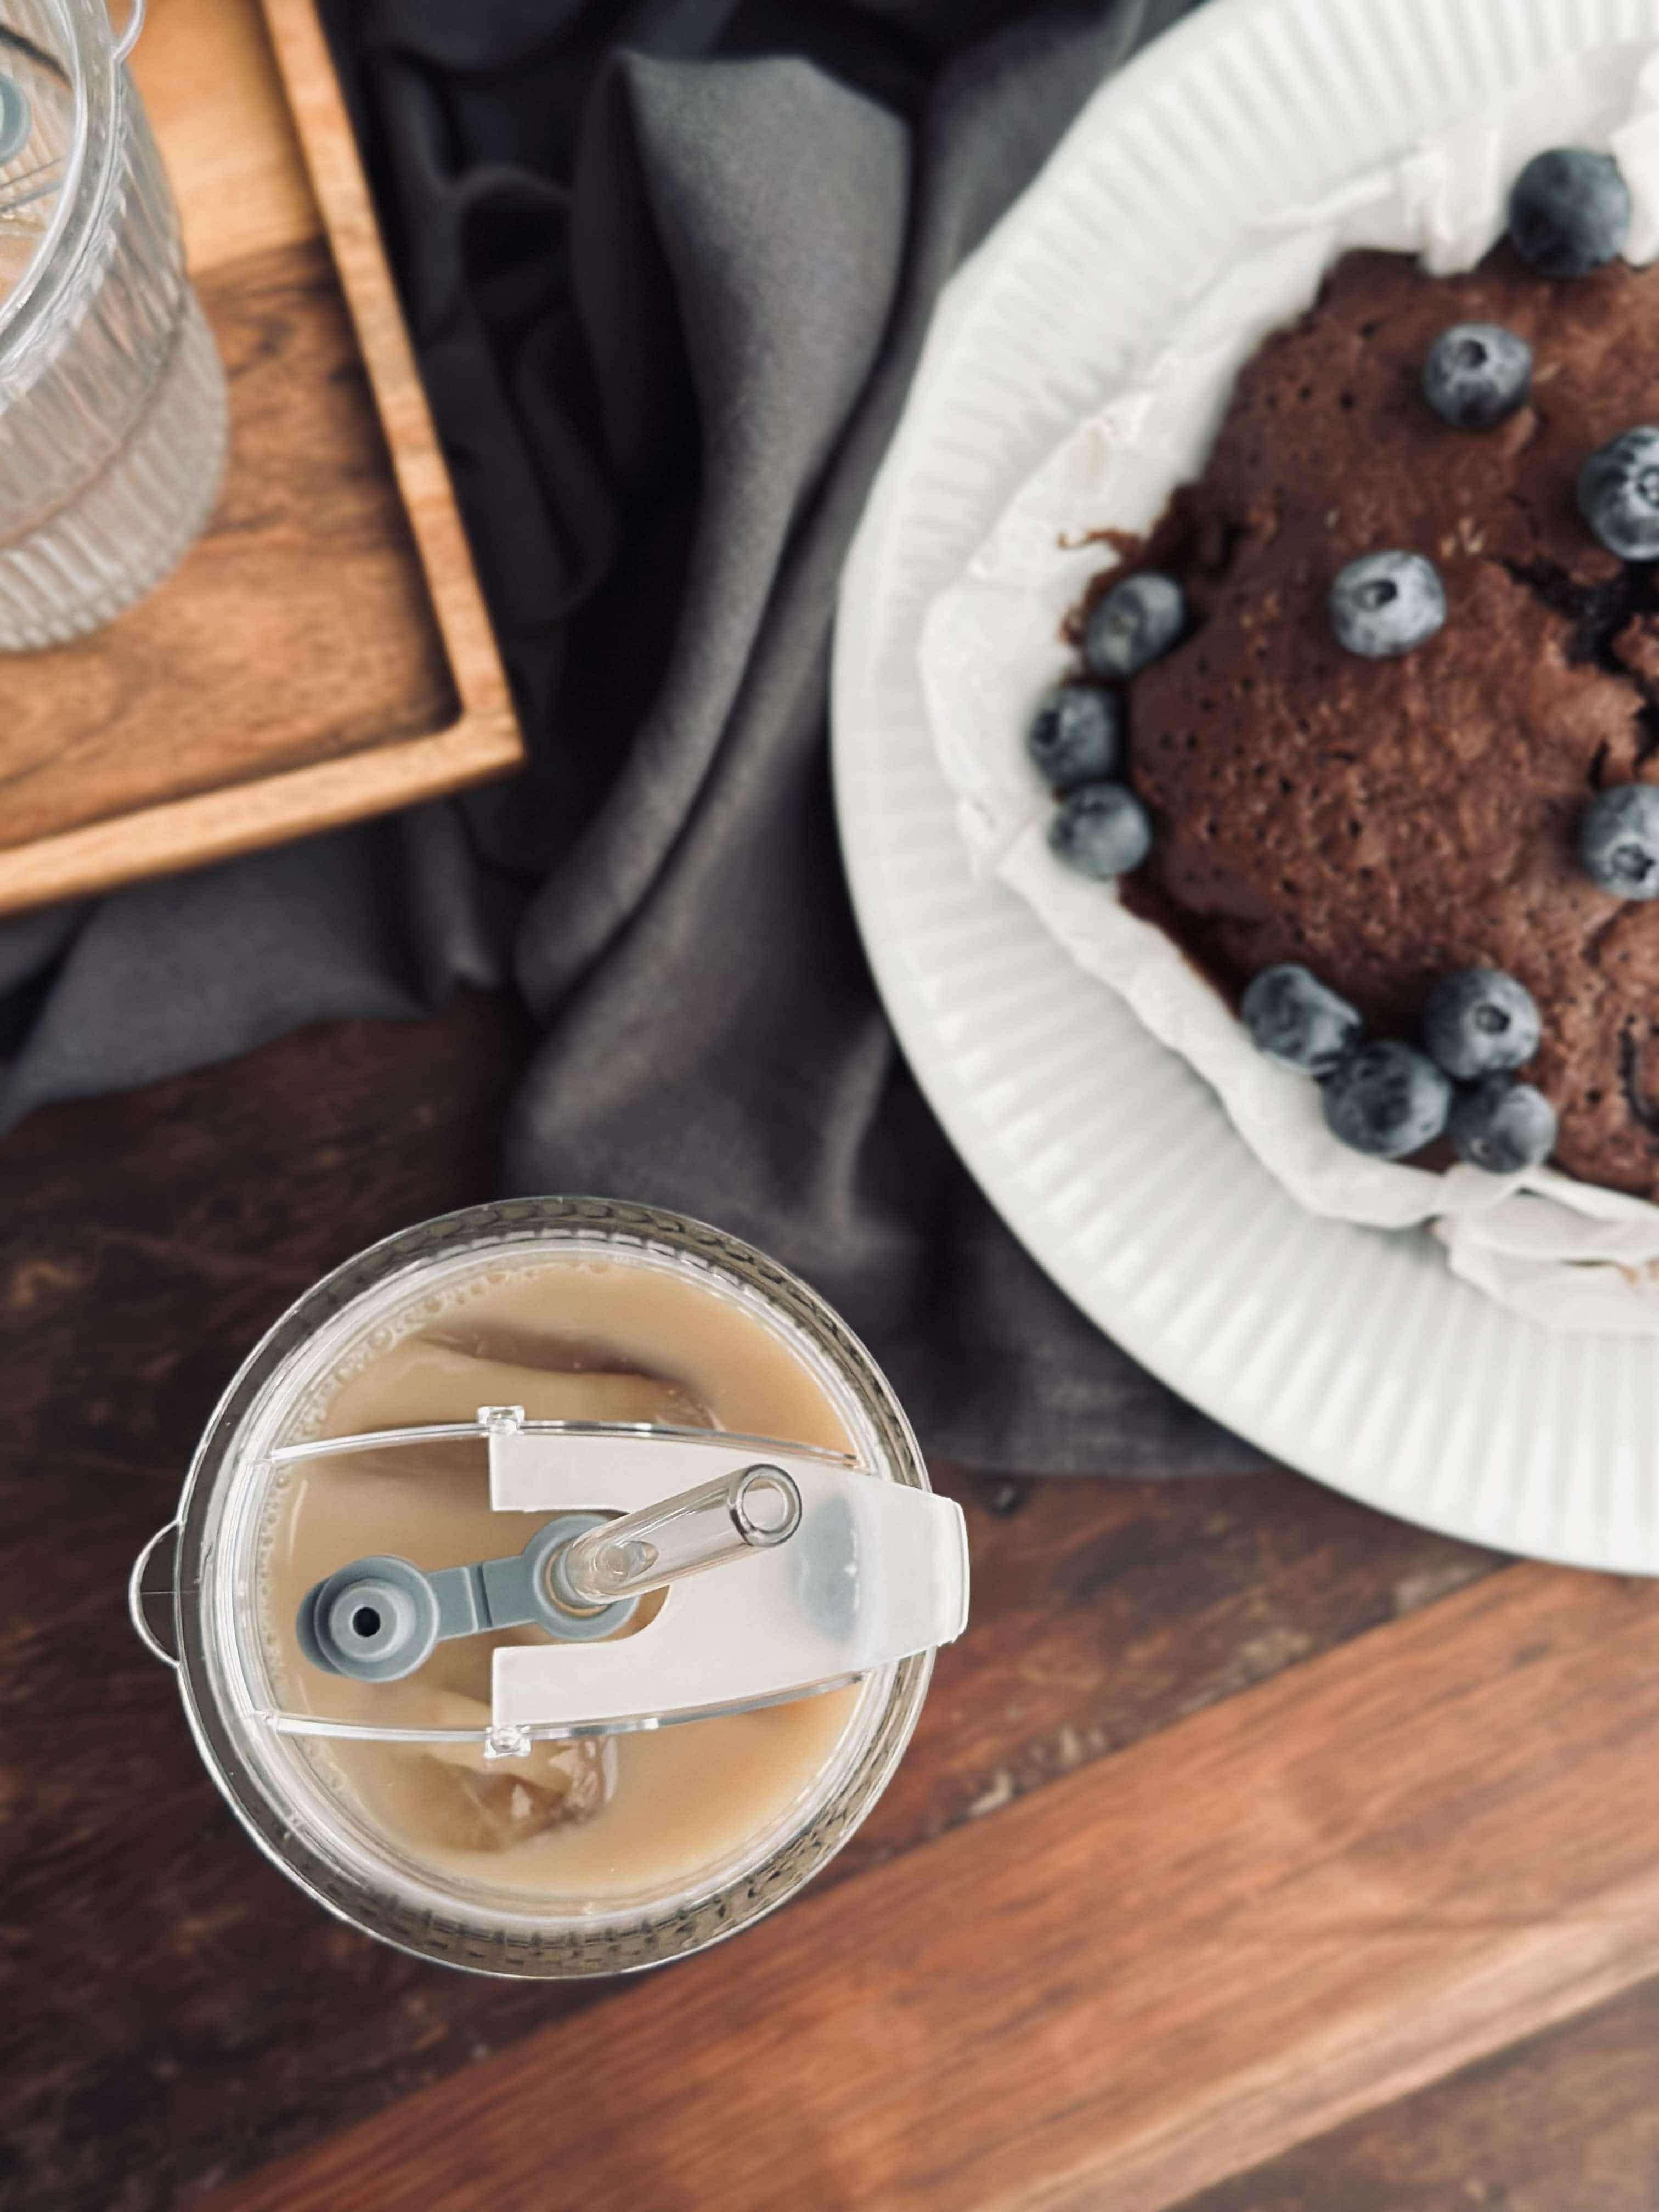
[832,0,1659,1571]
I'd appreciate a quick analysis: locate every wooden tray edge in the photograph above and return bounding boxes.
[0,701,520,916]
[0,0,529,918]
[258,0,519,744]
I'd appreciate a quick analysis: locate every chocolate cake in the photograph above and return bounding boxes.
[1102,242,1659,1199]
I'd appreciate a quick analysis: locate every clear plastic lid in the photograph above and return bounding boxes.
[236,1410,970,1754]
[132,1201,955,1970]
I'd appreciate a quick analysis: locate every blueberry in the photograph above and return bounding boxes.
[1448,1076,1558,1175]
[1026,683,1120,792]
[1577,427,1659,560]
[1048,782,1152,879]
[1508,147,1630,278]
[1321,1040,1453,1159]
[1421,323,1532,430]
[1421,968,1541,1081]
[1083,573,1186,679]
[1328,551,1446,658]
[1240,963,1362,1077]
[1580,782,1659,898]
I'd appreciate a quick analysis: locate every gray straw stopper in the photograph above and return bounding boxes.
[295,1513,628,1681]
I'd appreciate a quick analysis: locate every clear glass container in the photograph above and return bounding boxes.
[132,1199,939,1978]
[0,0,226,647]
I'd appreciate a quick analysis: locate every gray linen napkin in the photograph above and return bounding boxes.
[0,0,1255,1475]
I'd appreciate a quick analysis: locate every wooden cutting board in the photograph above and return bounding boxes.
[0,0,522,916]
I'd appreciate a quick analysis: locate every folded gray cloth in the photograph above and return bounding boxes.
[0,0,1254,1475]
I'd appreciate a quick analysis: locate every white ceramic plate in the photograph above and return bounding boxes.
[832,0,1659,1573]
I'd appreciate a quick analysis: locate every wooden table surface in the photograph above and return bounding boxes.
[3,988,1659,2211]
[4,8,1659,2204]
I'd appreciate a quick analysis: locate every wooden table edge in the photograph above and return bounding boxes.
[0,702,521,912]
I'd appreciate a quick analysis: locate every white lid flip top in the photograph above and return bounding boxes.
[274,1409,970,1741]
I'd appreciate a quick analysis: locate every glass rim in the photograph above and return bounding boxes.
[0,0,139,382]
[0,3,86,357]
[163,1197,938,1977]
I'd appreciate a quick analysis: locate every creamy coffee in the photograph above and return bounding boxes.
[258,1250,868,1903]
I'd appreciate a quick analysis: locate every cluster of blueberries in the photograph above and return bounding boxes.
[1242,963,1554,1173]
[1283,146,1659,1169]
[1025,144,1659,1176]
[1027,570,1186,876]
[1327,145,1659,899]
[1257,146,1659,1171]
[1031,145,1647,882]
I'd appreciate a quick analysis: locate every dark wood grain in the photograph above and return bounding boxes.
[194,1562,1659,2212]
[0,992,1504,2212]
[1171,1974,1659,2212]
[0,992,523,2212]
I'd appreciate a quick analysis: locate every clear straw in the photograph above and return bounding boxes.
[554,1465,803,1609]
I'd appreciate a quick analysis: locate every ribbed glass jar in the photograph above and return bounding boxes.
[0,0,225,647]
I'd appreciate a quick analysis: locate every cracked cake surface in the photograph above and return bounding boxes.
[1111,242,1659,1199]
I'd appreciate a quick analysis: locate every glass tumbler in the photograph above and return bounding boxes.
[0,0,226,647]
[131,1199,943,1978]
